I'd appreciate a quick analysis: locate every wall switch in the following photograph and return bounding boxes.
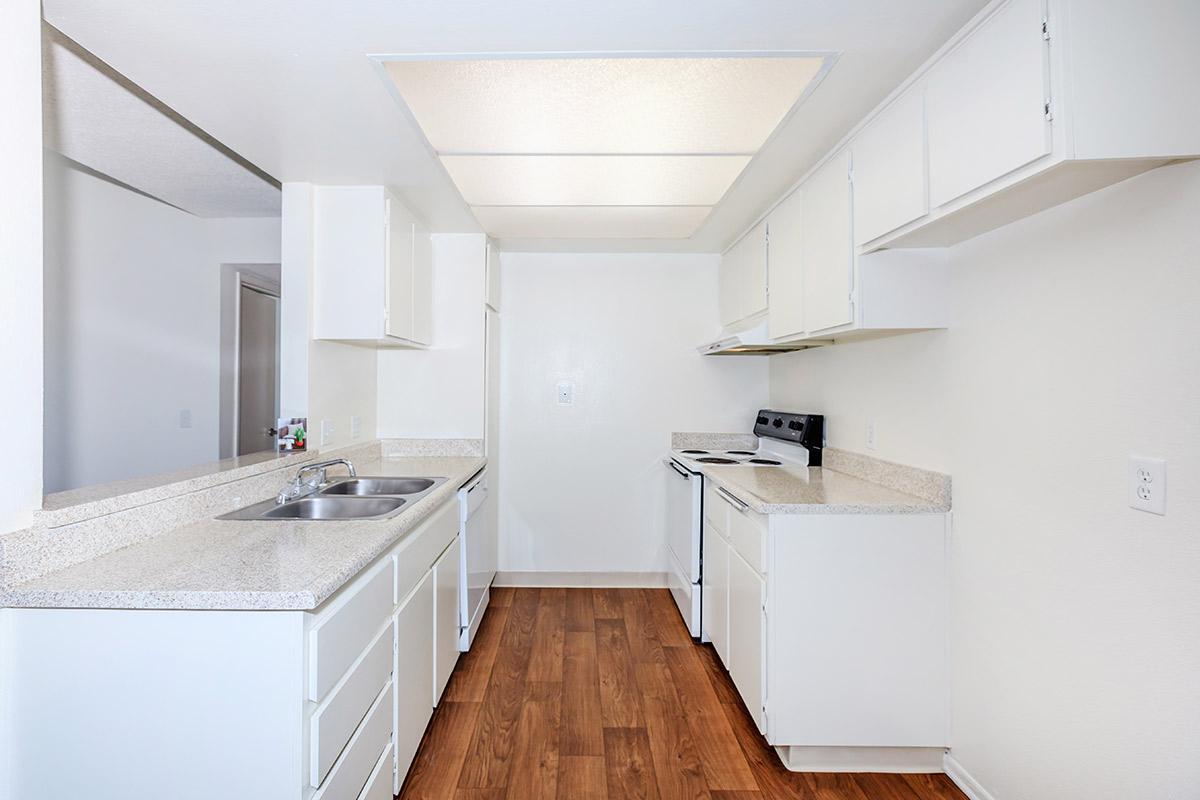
[350,415,362,440]
[1129,455,1166,515]
[865,420,877,451]
[320,419,335,447]
[179,409,192,429]
[556,381,575,406]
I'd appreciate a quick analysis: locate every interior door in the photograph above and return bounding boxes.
[236,284,278,455]
[925,0,1051,207]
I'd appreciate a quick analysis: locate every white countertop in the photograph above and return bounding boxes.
[0,455,485,611]
[697,462,950,514]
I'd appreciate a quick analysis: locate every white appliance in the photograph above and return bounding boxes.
[458,468,494,651]
[664,456,703,637]
[697,318,830,356]
[664,410,825,639]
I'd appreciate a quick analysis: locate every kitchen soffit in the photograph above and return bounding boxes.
[378,54,831,239]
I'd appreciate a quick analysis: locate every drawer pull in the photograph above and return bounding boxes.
[717,486,750,514]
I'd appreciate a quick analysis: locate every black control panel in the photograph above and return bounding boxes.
[753,409,824,466]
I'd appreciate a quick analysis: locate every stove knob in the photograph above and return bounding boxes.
[788,420,802,431]
[756,416,768,425]
[772,418,783,428]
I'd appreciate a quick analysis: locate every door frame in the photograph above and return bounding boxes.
[219,263,281,459]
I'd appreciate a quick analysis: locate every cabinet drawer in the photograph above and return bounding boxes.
[703,484,727,535]
[396,499,459,605]
[311,622,395,787]
[309,558,395,702]
[727,500,768,575]
[312,680,394,800]
[359,740,396,800]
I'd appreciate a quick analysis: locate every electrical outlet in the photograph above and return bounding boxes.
[179,409,192,429]
[866,420,877,451]
[320,419,335,447]
[556,381,575,406]
[350,415,362,440]
[1129,455,1166,515]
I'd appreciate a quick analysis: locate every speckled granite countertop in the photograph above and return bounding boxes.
[0,455,485,611]
[691,443,950,513]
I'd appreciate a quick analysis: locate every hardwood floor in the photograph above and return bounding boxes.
[398,587,966,800]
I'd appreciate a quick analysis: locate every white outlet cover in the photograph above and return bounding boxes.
[350,415,362,439]
[320,419,335,446]
[556,381,575,406]
[179,409,192,429]
[866,420,877,451]
[1128,455,1166,515]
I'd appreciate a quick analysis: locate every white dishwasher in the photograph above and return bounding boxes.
[458,469,494,651]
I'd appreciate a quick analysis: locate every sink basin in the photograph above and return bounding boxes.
[258,496,405,520]
[321,477,436,496]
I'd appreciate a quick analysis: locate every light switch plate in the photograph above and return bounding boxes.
[178,409,192,429]
[1129,455,1166,515]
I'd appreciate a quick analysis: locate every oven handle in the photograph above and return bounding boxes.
[664,459,691,480]
[716,486,750,514]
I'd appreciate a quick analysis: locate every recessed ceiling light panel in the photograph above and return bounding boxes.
[470,206,712,239]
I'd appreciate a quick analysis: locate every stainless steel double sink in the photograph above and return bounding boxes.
[219,476,447,521]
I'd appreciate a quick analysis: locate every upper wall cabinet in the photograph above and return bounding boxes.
[313,186,433,348]
[925,0,1050,208]
[801,150,854,334]
[851,89,927,246]
[485,239,500,312]
[718,221,768,327]
[766,188,804,339]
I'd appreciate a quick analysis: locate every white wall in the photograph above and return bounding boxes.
[377,233,486,438]
[42,155,280,492]
[0,0,44,533]
[499,252,769,577]
[770,161,1200,799]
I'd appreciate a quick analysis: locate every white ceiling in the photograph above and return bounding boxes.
[41,0,989,249]
[42,27,281,218]
[383,55,827,239]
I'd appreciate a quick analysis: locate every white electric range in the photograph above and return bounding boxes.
[663,410,824,638]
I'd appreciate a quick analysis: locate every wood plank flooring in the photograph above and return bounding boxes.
[398,587,966,800]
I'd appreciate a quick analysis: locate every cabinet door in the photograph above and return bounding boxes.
[718,246,741,327]
[385,196,416,341]
[433,535,462,706]
[741,221,768,321]
[393,569,434,792]
[853,89,928,244]
[485,239,501,311]
[801,150,854,332]
[702,521,730,666]
[728,550,767,734]
[410,219,433,345]
[926,0,1050,208]
[766,189,803,339]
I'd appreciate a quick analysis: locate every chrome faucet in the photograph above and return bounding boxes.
[276,458,357,504]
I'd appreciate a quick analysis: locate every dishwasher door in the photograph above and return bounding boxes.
[459,470,493,651]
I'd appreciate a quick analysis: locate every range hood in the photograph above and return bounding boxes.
[697,317,831,356]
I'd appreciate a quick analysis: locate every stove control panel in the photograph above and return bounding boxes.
[753,410,824,465]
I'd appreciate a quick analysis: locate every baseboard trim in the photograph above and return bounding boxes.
[493,571,669,588]
[943,754,995,800]
[775,745,946,773]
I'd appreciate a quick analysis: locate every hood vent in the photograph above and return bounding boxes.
[697,318,831,356]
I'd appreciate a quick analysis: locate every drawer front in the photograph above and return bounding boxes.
[702,483,727,535]
[311,622,395,787]
[359,741,396,800]
[395,499,459,605]
[727,501,768,575]
[312,680,393,800]
[309,558,395,702]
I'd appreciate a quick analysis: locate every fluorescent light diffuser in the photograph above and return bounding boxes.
[470,206,712,239]
[441,154,752,206]
[385,56,825,154]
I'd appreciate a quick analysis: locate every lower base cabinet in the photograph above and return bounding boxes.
[1,494,468,800]
[703,481,949,771]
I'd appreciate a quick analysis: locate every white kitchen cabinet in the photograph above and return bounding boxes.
[701,519,730,664]
[485,238,501,311]
[800,150,854,333]
[852,89,927,245]
[766,188,804,340]
[925,0,1050,208]
[718,220,767,327]
[393,568,435,792]
[728,548,767,734]
[313,185,432,347]
[432,534,461,706]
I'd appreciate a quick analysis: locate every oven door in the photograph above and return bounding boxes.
[664,458,699,580]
